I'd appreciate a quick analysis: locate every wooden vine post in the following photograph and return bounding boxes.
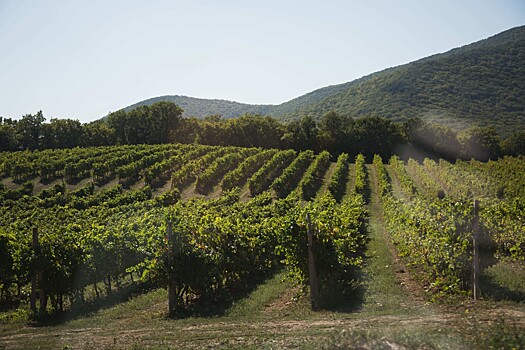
[472,199,480,300]
[306,213,320,310]
[30,227,47,312]
[30,227,39,312]
[167,221,178,317]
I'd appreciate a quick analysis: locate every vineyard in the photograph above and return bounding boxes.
[0,144,366,312]
[0,145,524,349]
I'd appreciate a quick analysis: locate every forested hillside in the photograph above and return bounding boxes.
[120,26,525,135]
[281,26,525,133]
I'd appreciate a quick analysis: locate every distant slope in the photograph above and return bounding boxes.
[122,95,273,119]
[121,83,357,120]
[121,26,525,135]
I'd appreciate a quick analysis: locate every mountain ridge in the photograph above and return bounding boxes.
[118,25,525,135]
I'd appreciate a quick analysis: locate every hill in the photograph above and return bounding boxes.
[121,26,525,135]
[122,95,273,118]
[279,25,525,133]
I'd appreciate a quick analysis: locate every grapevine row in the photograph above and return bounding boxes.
[248,149,296,197]
[195,148,258,194]
[271,150,315,198]
[170,147,233,190]
[221,149,277,191]
[298,151,331,200]
[374,155,473,296]
[326,153,349,202]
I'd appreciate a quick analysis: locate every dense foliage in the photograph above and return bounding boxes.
[247,150,296,197]
[407,155,525,262]
[2,102,523,161]
[353,154,367,196]
[195,148,258,194]
[221,149,277,191]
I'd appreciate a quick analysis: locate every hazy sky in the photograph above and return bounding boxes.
[1,0,524,123]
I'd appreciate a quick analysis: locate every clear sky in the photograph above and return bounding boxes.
[1,0,524,123]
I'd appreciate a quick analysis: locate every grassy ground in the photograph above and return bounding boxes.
[315,162,337,199]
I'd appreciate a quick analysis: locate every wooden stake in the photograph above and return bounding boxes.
[472,199,480,300]
[306,213,320,310]
[39,269,46,312]
[167,221,177,317]
[30,227,38,312]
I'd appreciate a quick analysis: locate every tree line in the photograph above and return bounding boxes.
[1,101,524,160]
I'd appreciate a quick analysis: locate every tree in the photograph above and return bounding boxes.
[40,119,84,149]
[458,126,501,161]
[173,117,201,144]
[53,119,84,148]
[106,101,184,145]
[82,121,116,146]
[106,109,128,144]
[282,115,318,151]
[317,111,354,156]
[501,130,525,156]
[226,114,284,148]
[405,118,461,160]
[353,116,403,158]
[148,101,183,144]
[0,119,19,151]
[16,111,45,150]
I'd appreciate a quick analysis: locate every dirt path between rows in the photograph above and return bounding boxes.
[366,164,432,304]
